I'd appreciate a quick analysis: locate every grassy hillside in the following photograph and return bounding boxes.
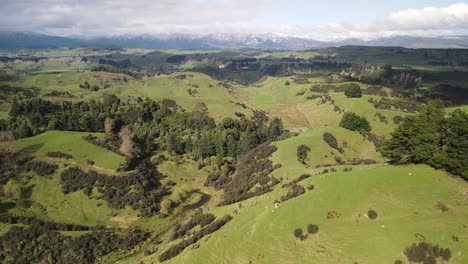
[1,47,467,264]
[145,165,467,264]
[16,131,125,171]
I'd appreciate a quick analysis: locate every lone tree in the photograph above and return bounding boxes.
[293,228,306,240]
[307,224,319,234]
[368,209,378,220]
[119,126,135,159]
[344,83,362,98]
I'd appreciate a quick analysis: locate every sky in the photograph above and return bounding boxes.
[0,0,467,40]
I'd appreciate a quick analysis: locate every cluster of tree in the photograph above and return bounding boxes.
[310,84,348,94]
[293,228,307,240]
[91,65,141,79]
[0,215,105,231]
[0,130,22,185]
[98,58,132,68]
[60,163,167,217]
[296,144,310,165]
[383,101,468,179]
[280,183,305,202]
[45,151,73,159]
[0,84,39,101]
[43,90,76,98]
[171,210,215,240]
[0,224,148,264]
[339,112,371,134]
[25,160,58,176]
[403,242,451,264]
[79,81,100,91]
[159,215,232,262]
[362,85,388,97]
[322,132,344,153]
[344,83,362,98]
[368,97,422,113]
[418,83,468,106]
[292,223,319,241]
[8,97,284,165]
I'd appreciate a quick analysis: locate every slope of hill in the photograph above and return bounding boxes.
[0,47,467,264]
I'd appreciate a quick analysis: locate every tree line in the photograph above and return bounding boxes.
[383,101,467,179]
[7,95,285,166]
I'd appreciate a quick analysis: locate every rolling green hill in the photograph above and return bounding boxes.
[0,47,467,264]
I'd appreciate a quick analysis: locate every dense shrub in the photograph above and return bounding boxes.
[0,225,148,264]
[310,85,330,93]
[322,132,344,153]
[296,90,305,96]
[375,113,388,124]
[45,152,73,159]
[368,209,378,220]
[297,144,311,165]
[349,158,377,165]
[26,160,58,176]
[363,85,387,97]
[159,215,232,262]
[293,228,303,238]
[339,112,371,133]
[307,224,319,234]
[392,115,403,124]
[344,83,362,98]
[282,174,311,188]
[60,164,166,217]
[217,144,280,206]
[436,201,449,212]
[367,133,385,151]
[404,242,451,263]
[307,184,315,190]
[371,97,422,113]
[293,228,307,240]
[281,183,305,202]
[171,211,215,240]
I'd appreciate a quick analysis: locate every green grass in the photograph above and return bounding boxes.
[447,105,468,113]
[16,131,125,171]
[11,172,115,226]
[89,72,252,121]
[238,76,410,136]
[151,164,467,264]
[271,127,382,174]
[0,111,8,120]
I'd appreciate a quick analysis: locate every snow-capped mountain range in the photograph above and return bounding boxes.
[1,31,468,50]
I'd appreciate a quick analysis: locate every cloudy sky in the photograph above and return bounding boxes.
[1,0,468,40]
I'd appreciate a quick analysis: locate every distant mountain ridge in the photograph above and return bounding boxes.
[1,31,468,50]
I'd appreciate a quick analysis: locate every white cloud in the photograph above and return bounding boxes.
[0,1,468,40]
[0,0,272,36]
[277,3,468,40]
